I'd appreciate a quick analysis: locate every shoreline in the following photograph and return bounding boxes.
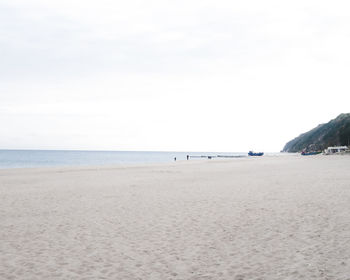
[0,150,287,170]
[0,152,297,172]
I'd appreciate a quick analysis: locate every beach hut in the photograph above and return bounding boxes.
[323,146,350,155]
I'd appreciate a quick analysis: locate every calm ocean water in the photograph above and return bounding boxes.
[0,150,248,169]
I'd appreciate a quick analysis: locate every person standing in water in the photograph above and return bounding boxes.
[174,157,176,162]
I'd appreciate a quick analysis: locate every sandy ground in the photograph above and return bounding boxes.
[1,155,350,280]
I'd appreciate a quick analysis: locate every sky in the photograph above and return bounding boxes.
[1,0,350,152]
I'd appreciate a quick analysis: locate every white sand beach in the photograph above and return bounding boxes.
[1,155,350,280]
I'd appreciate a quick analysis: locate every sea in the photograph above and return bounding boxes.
[0,150,249,169]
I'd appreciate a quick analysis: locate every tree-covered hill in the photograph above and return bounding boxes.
[282,113,350,152]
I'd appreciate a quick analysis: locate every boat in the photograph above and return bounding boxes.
[248,151,264,156]
[301,151,322,156]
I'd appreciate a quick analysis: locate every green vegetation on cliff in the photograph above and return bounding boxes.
[283,113,350,152]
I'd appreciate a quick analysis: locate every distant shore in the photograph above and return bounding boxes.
[1,155,350,279]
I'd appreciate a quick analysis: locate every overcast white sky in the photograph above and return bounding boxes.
[1,0,350,152]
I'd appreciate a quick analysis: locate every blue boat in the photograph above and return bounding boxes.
[248,151,264,156]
